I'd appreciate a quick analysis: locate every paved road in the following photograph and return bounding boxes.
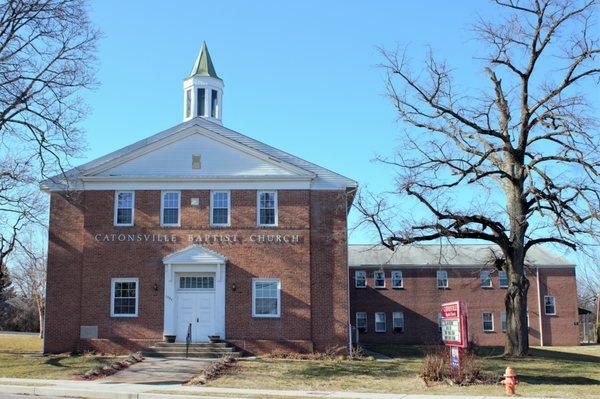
[0,396,72,399]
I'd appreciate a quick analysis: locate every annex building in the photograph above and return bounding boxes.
[41,43,579,355]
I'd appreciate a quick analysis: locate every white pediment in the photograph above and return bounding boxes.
[89,129,309,179]
[163,245,227,264]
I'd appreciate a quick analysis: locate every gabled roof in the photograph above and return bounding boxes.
[40,117,358,194]
[163,245,227,264]
[348,244,574,268]
[189,41,219,79]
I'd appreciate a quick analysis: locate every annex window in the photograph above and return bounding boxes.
[114,191,134,226]
[375,312,386,333]
[499,271,508,288]
[480,270,492,288]
[437,312,443,333]
[501,311,507,332]
[111,278,138,317]
[257,191,277,226]
[482,312,494,332]
[393,311,405,333]
[355,270,367,288]
[185,89,192,118]
[252,278,280,317]
[374,271,385,288]
[391,271,403,288]
[197,88,206,116]
[544,296,556,315]
[161,191,180,226]
[211,89,218,118]
[356,312,367,332]
[179,275,214,290]
[211,191,230,226]
[437,270,448,288]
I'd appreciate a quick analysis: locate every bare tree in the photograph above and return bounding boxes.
[357,0,599,356]
[0,0,99,266]
[11,242,46,337]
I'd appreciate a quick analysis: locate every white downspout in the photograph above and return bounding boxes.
[536,267,544,347]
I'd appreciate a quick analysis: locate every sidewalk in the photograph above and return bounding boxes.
[0,377,541,399]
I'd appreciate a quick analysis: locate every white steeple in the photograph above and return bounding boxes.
[183,42,223,124]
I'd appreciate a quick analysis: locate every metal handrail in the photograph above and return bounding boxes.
[185,323,192,358]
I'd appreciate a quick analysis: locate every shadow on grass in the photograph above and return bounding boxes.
[520,374,600,385]
[44,356,69,368]
[527,348,600,364]
[281,361,416,380]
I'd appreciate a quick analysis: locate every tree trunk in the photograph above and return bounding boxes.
[36,296,44,339]
[503,160,530,357]
[504,262,530,356]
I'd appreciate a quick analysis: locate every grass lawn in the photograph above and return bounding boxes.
[208,345,600,398]
[0,332,116,379]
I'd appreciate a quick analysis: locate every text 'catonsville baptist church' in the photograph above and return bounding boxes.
[41,43,579,356]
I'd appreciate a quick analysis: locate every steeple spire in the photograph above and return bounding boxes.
[189,41,219,79]
[183,42,224,124]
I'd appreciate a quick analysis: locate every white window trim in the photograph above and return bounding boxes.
[391,271,403,288]
[437,270,449,288]
[373,271,386,288]
[160,190,181,227]
[482,311,494,332]
[374,312,386,333]
[110,277,139,317]
[499,271,509,288]
[544,295,556,315]
[500,311,507,332]
[356,312,367,331]
[252,278,281,318]
[480,271,493,288]
[114,191,135,227]
[257,191,278,227]
[392,311,405,332]
[355,270,367,288]
[210,190,231,227]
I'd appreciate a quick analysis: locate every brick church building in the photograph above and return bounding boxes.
[41,43,579,355]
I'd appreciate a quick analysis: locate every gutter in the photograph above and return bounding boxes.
[536,267,544,346]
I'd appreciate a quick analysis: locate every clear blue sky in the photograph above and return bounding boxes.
[80,0,597,258]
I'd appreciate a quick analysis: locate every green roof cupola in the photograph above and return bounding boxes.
[189,41,220,79]
[183,42,224,124]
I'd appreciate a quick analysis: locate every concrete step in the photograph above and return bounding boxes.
[144,346,236,353]
[142,350,243,358]
[152,342,230,348]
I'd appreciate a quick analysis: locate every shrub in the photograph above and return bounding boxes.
[186,356,237,385]
[265,346,346,361]
[420,345,491,385]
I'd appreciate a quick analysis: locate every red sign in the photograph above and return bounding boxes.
[441,301,468,348]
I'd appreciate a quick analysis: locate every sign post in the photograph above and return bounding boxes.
[441,301,468,369]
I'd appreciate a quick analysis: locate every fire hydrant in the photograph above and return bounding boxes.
[500,366,518,396]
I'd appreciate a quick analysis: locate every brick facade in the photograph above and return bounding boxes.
[43,189,350,355]
[349,266,579,346]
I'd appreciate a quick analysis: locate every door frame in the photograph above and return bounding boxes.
[162,245,226,341]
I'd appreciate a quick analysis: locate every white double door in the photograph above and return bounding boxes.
[176,289,216,343]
